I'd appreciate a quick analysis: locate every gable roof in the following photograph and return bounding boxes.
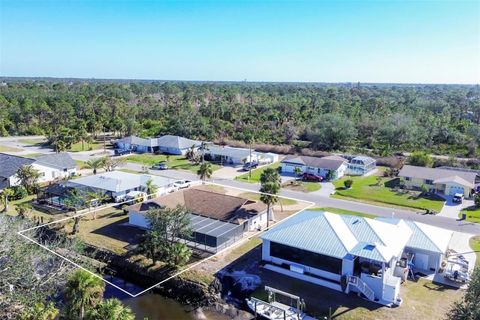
[399,165,476,188]
[261,211,412,262]
[127,188,266,224]
[281,155,346,170]
[67,171,173,193]
[0,153,35,178]
[34,153,76,170]
[157,135,202,150]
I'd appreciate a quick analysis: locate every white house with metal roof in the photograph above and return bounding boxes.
[398,165,477,197]
[66,171,177,202]
[260,210,454,306]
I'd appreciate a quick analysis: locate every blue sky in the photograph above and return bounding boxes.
[1,0,479,83]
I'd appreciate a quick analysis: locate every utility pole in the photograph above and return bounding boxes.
[103,126,106,152]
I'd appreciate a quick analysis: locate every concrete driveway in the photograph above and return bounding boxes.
[438,195,462,219]
[212,165,245,180]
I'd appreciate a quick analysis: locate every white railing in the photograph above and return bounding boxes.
[348,275,375,301]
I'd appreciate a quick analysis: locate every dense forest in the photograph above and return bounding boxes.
[0,79,479,157]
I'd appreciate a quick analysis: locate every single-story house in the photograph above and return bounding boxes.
[346,156,376,176]
[204,145,278,165]
[260,210,455,306]
[113,135,203,155]
[33,153,77,182]
[398,165,477,197]
[0,152,76,190]
[280,155,347,180]
[0,153,35,190]
[66,171,177,202]
[127,188,268,252]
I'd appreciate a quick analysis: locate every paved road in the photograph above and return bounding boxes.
[123,162,480,234]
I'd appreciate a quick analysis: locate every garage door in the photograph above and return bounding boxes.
[448,185,464,196]
[414,253,429,271]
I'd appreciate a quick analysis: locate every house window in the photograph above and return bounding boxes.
[405,177,411,181]
[425,179,434,185]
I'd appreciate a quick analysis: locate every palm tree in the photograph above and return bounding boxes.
[84,158,105,175]
[1,188,14,213]
[16,165,41,194]
[259,168,282,228]
[15,202,32,219]
[199,141,209,163]
[145,178,158,198]
[167,243,192,267]
[19,302,59,320]
[197,162,213,182]
[86,191,110,220]
[85,298,135,320]
[64,269,105,320]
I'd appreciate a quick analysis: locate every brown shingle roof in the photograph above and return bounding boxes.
[127,188,267,224]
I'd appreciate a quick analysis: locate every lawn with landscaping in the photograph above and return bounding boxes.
[332,175,445,212]
[0,144,23,152]
[460,206,480,223]
[235,162,281,183]
[282,180,321,193]
[126,154,220,173]
[470,236,480,267]
[18,138,46,145]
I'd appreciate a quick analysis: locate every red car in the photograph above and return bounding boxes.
[302,172,323,182]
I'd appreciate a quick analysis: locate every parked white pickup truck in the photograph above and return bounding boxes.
[173,180,192,189]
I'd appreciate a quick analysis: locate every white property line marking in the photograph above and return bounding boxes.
[17,180,314,297]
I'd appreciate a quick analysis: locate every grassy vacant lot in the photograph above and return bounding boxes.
[69,141,104,152]
[0,144,23,152]
[470,236,480,267]
[126,154,220,173]
[282,180,321,193]
[235,162,280,183]
[311,207,376,218]
[332,175,445,212]
[460,206,480,223]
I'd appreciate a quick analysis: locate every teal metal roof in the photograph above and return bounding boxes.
[260,211,354,259]
[341,215,385,246]
[350,242,387,262]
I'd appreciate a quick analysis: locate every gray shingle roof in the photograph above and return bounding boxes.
[399,165,476,187]
[157,135,202,150]
[0,153,35,178]
[281,155,347,170]
[34,153,76,170]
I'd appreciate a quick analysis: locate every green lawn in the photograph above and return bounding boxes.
[18,138,46,145]
[0,144,23,152]
[235,162,281,183]
[23,153,43,158]
[332,175,445,212]
[126,154,220,173]
[69,141,104,152]
[460,206,480,223]
[470,236,480,267]
[238,192,297,206]
[310,207,376,218]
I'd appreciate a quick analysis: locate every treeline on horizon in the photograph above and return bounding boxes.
[0,80,479,157]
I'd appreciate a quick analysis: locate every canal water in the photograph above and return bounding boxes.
[104,275,229,320]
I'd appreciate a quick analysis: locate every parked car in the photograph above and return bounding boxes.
[114,149,131,156]
[243,161,258,171]
[174,180,192,189]
[302,172,323,182]
[151,162,168,170]
[452,193,464,203]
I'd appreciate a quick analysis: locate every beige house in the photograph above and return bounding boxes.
[398,165,477,198]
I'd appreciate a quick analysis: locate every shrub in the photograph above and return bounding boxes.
[475,194,480,208]
[11,185,28,200]
[408,151,433,167]
[344,179,353,189]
